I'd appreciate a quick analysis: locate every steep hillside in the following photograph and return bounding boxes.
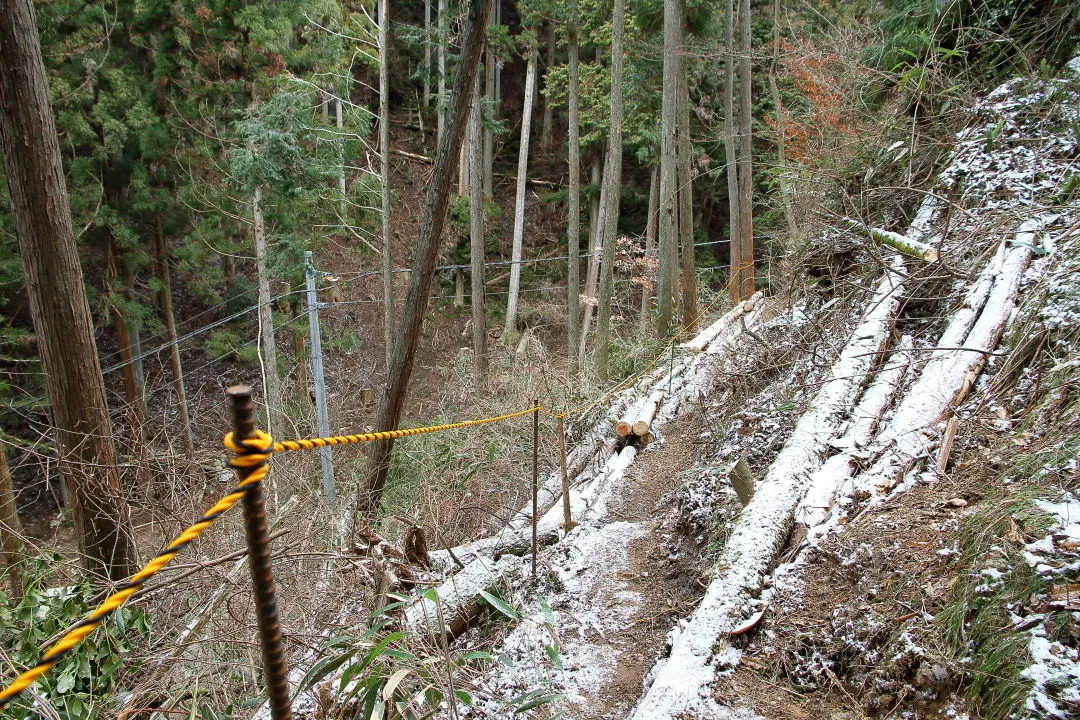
[275,56,1080,720]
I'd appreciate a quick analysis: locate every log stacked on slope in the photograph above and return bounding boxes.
[841,219,1045,504]
[629,257,906,720]
[795,335,913,534]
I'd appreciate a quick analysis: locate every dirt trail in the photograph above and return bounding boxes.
[561,422,705,719]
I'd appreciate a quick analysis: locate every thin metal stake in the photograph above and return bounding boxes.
[531,400,539,583]
[228,386,293,720]
[304,251,335,501]
[558,415,574,533]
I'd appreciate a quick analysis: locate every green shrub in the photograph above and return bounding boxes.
[0,556,151,719]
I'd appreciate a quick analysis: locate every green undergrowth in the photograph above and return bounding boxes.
[0,556,150,720]
[936,484,1054,719]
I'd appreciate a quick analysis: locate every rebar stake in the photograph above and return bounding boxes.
[531,400,539,583]
[227,385,293,720]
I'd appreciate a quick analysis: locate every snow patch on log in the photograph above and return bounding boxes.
[846,219,1044,503]
[628,259,905,720]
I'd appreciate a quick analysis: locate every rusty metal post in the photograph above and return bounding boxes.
[227,386,293,720]
[531,400,539,583]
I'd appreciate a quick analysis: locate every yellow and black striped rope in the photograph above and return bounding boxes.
[0,431,274,710]
[272,405,539,452]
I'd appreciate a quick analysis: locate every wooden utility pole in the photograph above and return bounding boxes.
[362,0,491,516]
[0,0,134,580]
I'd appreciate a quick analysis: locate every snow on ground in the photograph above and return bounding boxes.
[1019,494,1080,719]
[628,258,906,720]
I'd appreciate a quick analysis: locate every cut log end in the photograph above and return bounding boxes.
[632,420,650,437]
[615,421,633,438]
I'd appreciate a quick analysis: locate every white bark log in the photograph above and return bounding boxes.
[405,555,527,637]
[796,335,913,534]
[629,259,905,720]
[681,291,763,352]
[848,220,1042,500]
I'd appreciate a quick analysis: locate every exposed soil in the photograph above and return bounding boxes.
[568,418,712,719]
[711,453,990,719]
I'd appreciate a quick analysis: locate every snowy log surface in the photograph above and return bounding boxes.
[629,259,905,720]
[407,297,769,640]
[843,219,1044,506]
[795,334,913,534]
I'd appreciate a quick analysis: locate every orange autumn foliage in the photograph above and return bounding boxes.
[768,38,865,166]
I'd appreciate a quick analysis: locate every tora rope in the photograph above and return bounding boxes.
[0,406,541,708]
[272,405,539,451]
[0,431,274,710]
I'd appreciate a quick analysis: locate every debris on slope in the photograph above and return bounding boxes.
[713,58,1080,720]
[629,257,906,720]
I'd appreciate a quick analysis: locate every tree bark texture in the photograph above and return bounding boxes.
[579,153,605,364]
[0,0,135,580]
[469,70,487,379]
[724,0,742,302]
[423,0,432,109]
[380,0,394,373]
[0,443,23,598]
[566,4,581,375]
[770,0,799,239]
[437,0,447,148]
[678,62,697,327]
[640,166,658,335]
[482,7,496,201]
[362,0,490,516]
[594,0,626,381]
[541,23,555,152]
[504,44,537,341]
[154,215,195,460]
[656,0,683,336]
[106,238,147,448]
[736,0,756,300]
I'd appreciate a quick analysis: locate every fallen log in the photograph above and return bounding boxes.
[842,217,940,263]
[850,219,1042,498]
[682,292,763,352]
[404,555,527,638]
[795,335,913,534]
[629,257,906,720]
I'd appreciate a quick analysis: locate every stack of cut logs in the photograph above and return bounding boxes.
[613,388,663,452]
[614,419,653,451]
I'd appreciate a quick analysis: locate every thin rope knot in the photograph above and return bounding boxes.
[224,429,274,471]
